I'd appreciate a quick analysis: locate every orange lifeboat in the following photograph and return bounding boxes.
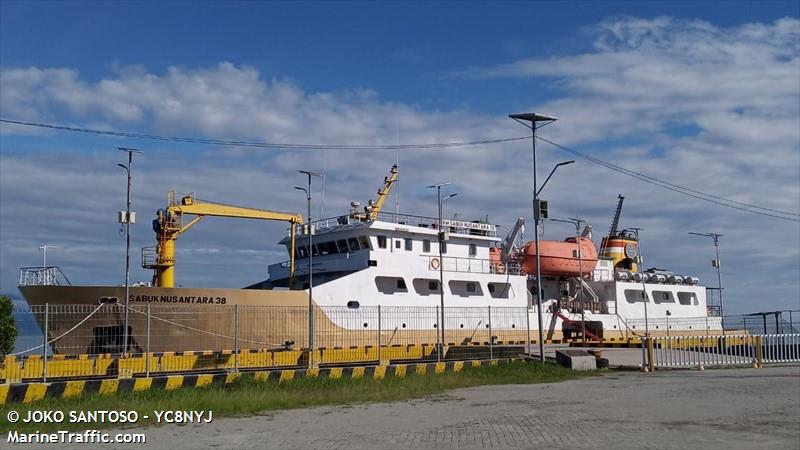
[520,237,598,276]
[489,247,505,273]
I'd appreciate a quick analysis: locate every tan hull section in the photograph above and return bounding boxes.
[18,286,572,356]
[19,285,310,308]
[19,286,312,354]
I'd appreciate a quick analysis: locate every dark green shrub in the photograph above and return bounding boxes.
[0,295,17,356]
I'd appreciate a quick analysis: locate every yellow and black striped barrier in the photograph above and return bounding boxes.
[0,358,508,406]
[2,339,614,383]
[0,344,440,383]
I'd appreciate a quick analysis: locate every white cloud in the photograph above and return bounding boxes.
[1,16,798,314]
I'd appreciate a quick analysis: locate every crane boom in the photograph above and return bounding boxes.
[369,164,398,220]
[143,192,303,288]
[176,195,303,223]
[350,164,399,221]
[609,194,625,236]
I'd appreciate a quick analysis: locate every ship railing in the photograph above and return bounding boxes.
[642,333,800,370]
[723,310,800,335]
[422,255,525,276]
[310,212,498,238]
[18,266,72,287]
[141,246,159,268]
[624,316,724,335]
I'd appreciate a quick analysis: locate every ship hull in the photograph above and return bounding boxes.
[18,285,553,355]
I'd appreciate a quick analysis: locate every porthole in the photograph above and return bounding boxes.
[460,324,464,328]
[402,323,406,328]
[512,324,516,329]
[433,323,438,328]
[347,301,360,309]
[363,323,368,328]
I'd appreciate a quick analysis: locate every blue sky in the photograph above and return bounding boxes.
[1,1,798,314]
[4,1,797,113]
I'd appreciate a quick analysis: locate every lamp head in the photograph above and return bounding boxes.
[298,170,322,178]
[508,112,559,123]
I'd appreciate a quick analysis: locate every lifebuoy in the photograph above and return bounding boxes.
[430,258,440,270]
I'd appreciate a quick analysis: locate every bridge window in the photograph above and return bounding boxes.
[298,246,309,258]
[395,239,401,249]
[405,238,413,251]
[336,240,349,253]
[441,242,447,254]
[318,241,338,255]
[359,236,371,250]
[678,292,697,305]
[469,243,477,257]
[311,244,319,257]
[423,239,431,253]
[377,235,387,249]
[348,238,360,251]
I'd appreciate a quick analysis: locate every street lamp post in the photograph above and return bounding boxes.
[295,170,321,368]
[509,112,559,363]
[628,227,649,337]
[427,182,457,361]
[689,232,725,334]
[117,147,142,355]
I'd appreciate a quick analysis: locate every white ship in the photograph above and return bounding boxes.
[18,165,722,354]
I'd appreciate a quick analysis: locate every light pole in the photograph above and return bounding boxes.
[510,112,559,363]
[628,227,649,337]
[427,182,457,360]
[689,232,725,334]
[39,244,58,284]
[118,147,142,354]
[295,169,321,368]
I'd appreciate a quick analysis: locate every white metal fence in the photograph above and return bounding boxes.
[643,334,800,369]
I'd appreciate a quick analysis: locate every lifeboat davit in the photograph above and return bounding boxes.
[520,237,598,276]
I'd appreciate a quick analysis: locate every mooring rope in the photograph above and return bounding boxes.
[8,304,105,356]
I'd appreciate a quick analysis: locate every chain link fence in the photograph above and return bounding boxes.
[4,303,797,382]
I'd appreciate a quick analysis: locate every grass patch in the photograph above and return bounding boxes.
[1,361,590,433]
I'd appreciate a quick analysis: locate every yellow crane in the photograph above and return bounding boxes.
[143,191,303,288]
[350,164,398,221]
